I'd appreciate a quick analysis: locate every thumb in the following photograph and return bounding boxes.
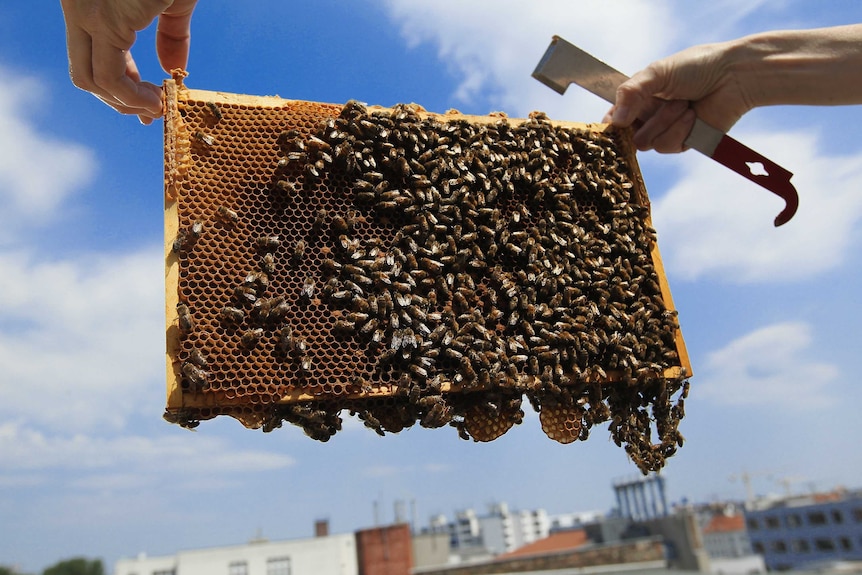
[611,66,669,127]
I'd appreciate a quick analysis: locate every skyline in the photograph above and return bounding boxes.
[1,2,861,572]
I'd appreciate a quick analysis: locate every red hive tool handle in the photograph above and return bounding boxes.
[711,135,799,227]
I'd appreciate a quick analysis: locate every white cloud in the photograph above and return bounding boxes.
[0,421,294,477]
[0,246,165,433]
[652,129,862,283]
[378,1,794,121]
[0,65,96,243]
[380,0,678,119]
[695,322,839,410]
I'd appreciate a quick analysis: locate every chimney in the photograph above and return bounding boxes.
[315,519,330,537]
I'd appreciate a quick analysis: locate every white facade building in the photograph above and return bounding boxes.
[114,533,358,575]
[548,510,606,531]
[478,503,550,555]
[422,502,550,558]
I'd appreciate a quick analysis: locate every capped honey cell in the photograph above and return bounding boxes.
[164,75,692,473]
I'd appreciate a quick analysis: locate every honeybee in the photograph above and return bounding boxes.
[216,205,239,224]
[341,99,368,117]
[418,397,452,428]
[330,215,349,234]
[181,361,207,393]
[172,221,203,254]
[206,102,223,120]
[275,179,297,196]
[192,130,216,147]
[177,303,193,333]
[234,284,257,304]
[256,235,281,250]
[307,135,331,151]
[240,328,264,348]
[261,252,276,275]
[221,306,245,323]
[163,409,200,430]
[333,319,355,335]
[330,290,353,302]
[292,240,306,263]
[278,325,296,354]
[292,336,308,356]
[300,277,316,301]
[244,271,269,291]
[361,411,386,436]
[269,299,290,322]
[189,347,208,368]
[313,209,328,230]
[408,363,428,382]
[299,355,313,375]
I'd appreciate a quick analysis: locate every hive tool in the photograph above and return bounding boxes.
[532,36,798,227]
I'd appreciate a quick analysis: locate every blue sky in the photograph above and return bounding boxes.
[2,1,862,572]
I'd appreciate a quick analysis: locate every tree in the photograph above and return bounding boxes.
[0,566,32,575]
[41,558,103,575]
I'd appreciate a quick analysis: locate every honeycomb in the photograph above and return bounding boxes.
[163,73,692,472]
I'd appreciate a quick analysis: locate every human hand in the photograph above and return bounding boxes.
[604,42,754,153]
[60,0,198,124]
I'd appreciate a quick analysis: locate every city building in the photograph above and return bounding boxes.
[421,502,550,561]
[416,475,712,573]
[478,503,550,556]
[548,509,606,531]
[355,524,413,575]
[114,481,862,575]
[578,474,710,572]
[411,532,451,571]
[744,488,862,571]
[613,474,670,521]
[699,505,766,574]
[412,531,669,575]
[115,522,358,575]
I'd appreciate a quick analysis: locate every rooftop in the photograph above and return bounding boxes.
[497,529,589,560]
[702,513,745,534]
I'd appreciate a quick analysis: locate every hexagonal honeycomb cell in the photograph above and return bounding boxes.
[163,73,692,473]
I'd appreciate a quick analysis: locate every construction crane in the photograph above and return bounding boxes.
[773,475,809,496]
[728,470,774,505]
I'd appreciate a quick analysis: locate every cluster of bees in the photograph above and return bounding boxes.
[167,98,690,473]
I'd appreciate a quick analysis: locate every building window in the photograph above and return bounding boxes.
[792,539,810,553]
[228,561,248,575]
[853,507,862,522]
[786,514,802,528]
[267,557,291,575]
[831,510,844,524]
[752,542,765,554]
[814,538,835,552]
[747,518,760,531]
[765,516,781,529]
[839,537,852,551]
[771,540,788,553]
[808,511,828,526]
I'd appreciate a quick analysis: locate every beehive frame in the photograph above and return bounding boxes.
[164,73,691,472]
